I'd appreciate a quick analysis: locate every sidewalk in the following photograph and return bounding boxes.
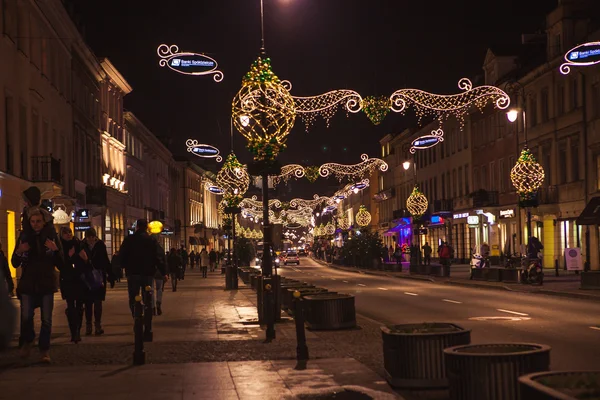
[0,269,400,399]
[314,258,600,301]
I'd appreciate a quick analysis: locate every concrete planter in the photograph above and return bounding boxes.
[581,271,600,290]
[382,323,471,389]
[304,293,356,330]
[519,371,600,400]
[409,263,420,274]
[430,264,447,277]
[444,343,551,400]
[502,268,521,283]
[470,268,487,281]
[282,287,328,311]
[287,291,337,316]
[487,268,503,282]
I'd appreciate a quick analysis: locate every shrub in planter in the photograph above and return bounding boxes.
[519,371,600,400]
[382,323,471,389]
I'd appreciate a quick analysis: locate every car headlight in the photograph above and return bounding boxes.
[255,258,260,262]
[275,258,280,263]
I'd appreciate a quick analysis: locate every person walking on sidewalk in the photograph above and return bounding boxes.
[59,227,88,343]
[153,244,168,316]
[189,250,196,270]
[0,240,14,297]
[167,248,182,292]
[12,208,64,363]
[179,246,188,280]
[82,228,111,336]
[111,251,122,283]
[209,248,217,272]
[422,242,432,266]
[119,219,168,315]
[200,248,209,278]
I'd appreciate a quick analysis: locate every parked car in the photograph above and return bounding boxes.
[298,249,307,257]
[255,250,281,268]
[284,251,300,265]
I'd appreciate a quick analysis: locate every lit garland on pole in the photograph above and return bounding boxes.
[319,154,388,182]
[361,96,391,125]
[510,147,545,200]
[216,153,250,207]
[355,205,372,227]
[406,185,428,217]
[390,78,510,129]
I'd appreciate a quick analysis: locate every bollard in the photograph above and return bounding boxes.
[143,285,153,342]
[293,291,309,366]
[264,278,276,342]
[133,295,145,365]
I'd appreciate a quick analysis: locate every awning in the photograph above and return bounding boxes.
[383,224,404,237]
[576,197,600,225]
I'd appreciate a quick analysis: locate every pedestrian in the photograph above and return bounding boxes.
[200,248,209,278]
[422,242,432,266]
[59,227,88,343]
[111,250,122,283]
[394,246,402,265]
[12,208,64,363]
[209,248,217,272]
[119,219,168,315]
[1,240,14,297]
[438,241,452,269]
[179,246,188,280]
[189,250,196,270]
[82,228,111,336]
[0,266,16,351]
[167,248,182,291]
[153,244,167,316]
[480,242,491,268]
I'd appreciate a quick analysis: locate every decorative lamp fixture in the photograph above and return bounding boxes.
[361,95,391,125]
[406,185,428,217]
[506,109,519,123]
[216,153,250,207]
[355,205,372,227]
[148,220,163,234]
[510,147,545,200]
[232,57,295,161]
[325,222,336,235]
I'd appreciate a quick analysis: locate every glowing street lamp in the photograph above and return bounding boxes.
[506,109,519,123]
[402,160,411,171]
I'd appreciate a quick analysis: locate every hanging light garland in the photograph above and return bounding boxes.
[406,185,429,217]
[289,195,333,210]
[292,86,363,131]
[361,95,391,125]
[272,164,306,186]
[232,57,296,161]
[319,154,388,181]
[355,205,372,227]
[304,166,320,183]
[216,153,250,207]
[510,147,545,200]
[390,78,510,129]
[239,196,282,211]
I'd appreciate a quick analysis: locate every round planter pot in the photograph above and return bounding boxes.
[444,343,551,400]
[282,287,328,311]
[519,370,600,400]
[382,323,471,389]
[304,293,356,330]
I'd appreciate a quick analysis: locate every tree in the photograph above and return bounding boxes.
[341,229,384,269]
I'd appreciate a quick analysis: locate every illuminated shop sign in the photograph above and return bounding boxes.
[157,44,223,81]
[208,186,224,195]
[500,209,515,219]
[430,216,445,225]
[467,215,479,225]
[560,42,600,75]
[453,212,468,219]
[409,128,444,154]
[186,140,222,162]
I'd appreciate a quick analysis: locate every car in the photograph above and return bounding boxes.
[284,251,300,265]
[255,251,281,268]
[298,249,307,257]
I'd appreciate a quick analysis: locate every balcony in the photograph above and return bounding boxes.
[469,189,499,207]
[538,185,559,204]
[31,156,61,184]
[374,188,395,202]
[433,199,453,213]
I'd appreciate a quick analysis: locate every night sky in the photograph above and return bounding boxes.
[76,0,556,197]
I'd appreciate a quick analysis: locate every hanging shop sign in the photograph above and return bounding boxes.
[560,42,600,75]
[161,228,174,236]
[76,209,90,219]
[186,140,223,162]
[157,44,223,81]
[52,207,71,225]
[208,185,224,195]
[409,129,444,154]
[453,212,469,219]
[148,220,163,234]
[467,215,479,228]
[499,209,515,219]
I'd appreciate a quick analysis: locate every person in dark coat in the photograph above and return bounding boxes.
[111,251,122,283]
[59,227,88,343]
[12,208,63,363]
[167,248,182,292]
[189,250,196,270]
[0,240,14,297]
[81,228,111,336]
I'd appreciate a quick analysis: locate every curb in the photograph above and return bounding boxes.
[310,258,600,301]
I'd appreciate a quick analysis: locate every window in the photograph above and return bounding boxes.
[379,175,384,191]
[558,142,567,184]
[571,137,579,182]
[541,88,549,123]
[452,169,457,198]
[473,168,479,191]
[490,161,496,191]
[441,173,446,198]
[433,177,437,199]
[458,166,463,196]
[31,109,38,154]
[557,84,565,115]
[446,171,451,198]
[19,103,27,179]
[480,165,487,190]
[464,164,470,194]
[2,0,16,39]
[4,95,14,173]
[529,95,538,127]
[432,146,436,163]
[542,144,552,185]
[16,3,28,54]
[464,126,469,149]
[499,159,505,192]
[596,155,600,190]
[571,79,578,110]
[457,127,462,150]
[381,145,385,158]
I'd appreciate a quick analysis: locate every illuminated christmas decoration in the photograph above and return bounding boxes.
[406,185,428,217]
[510,147,545,199]
[186,140,223,162]
[560,42,600,75]
[289,195,333,210]
[355,205,372,227]
[409,128,444,154]
[148,220,163,234]
[390,78,510,129]
[337,213,350,230]
[292,85,363,130]
[361,96,391,125]
[157,44,223,82]
[325,222,336,235]
[272,164,305,186]
[319,154,388,181]
[216,153,250,207]
[304,166,320,183]
[232,57,295,161]
[334,179,370,199]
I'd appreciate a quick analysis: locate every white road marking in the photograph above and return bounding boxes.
[590,326,600,331]
[404,292,418,296]
[442,299,462,304]
[497,309,529,316]
[342,280,349,283]
[357,284,366,287]
[378,287,388,291]
[331,278,336,280]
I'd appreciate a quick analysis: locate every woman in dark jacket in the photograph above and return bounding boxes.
[59,227,88,343]
[82,228,111,335]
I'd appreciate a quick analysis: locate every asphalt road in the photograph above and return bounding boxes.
[278,257,600,370]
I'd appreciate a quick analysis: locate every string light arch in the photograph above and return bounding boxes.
[319,154,388,182]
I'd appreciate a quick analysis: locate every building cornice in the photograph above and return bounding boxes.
[100,59,133,94]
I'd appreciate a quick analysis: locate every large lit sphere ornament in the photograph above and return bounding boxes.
[406,185,428,217]
[510,147,545,200]
[232,57,296,161]
[216,153,250,207]
[337,214,350,230]
[355,205,372,227]
[325,222,336,235]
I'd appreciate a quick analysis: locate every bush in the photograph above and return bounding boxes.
[234,237,255,267]
[341,229,384,269]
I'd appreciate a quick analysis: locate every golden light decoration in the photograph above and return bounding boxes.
[216,153,250,207]
[325,222,336,235]
[289,195,333,210]
[337,213,350,230]
[319,154,388,182]
[406,185,429,217]
[232,57,296,161]
[361,96,391,125]
[334,179,370,199]
[240,195,282,211]
[510,147,545,199]
[390,78,510,129]
[355,205,372,227]
[292,87,363,131]
[148,220,163,234]
[272,164,305,186]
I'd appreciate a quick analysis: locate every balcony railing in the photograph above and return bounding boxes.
[470,189,499,207]
[31,156,61,184]
[538,185,559,204]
